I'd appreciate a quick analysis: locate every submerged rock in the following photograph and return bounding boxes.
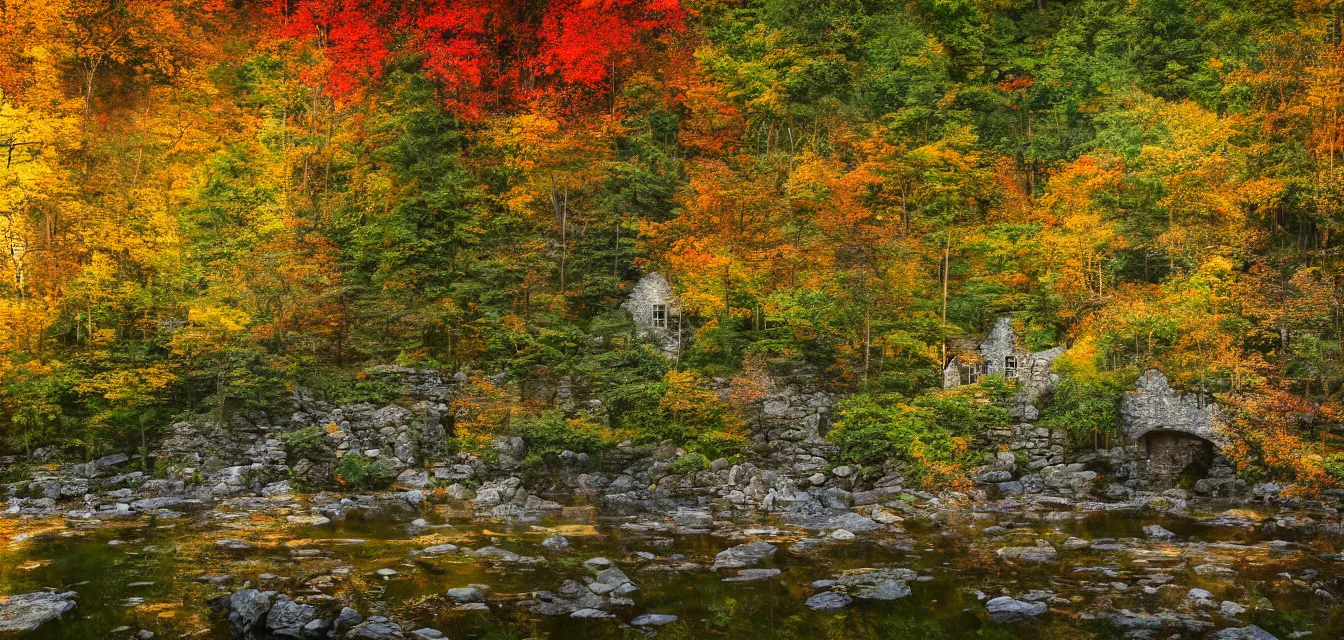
[0,591,78,633]
[569,608,612,619]
[805,592,853,611]
[631,614,678,626]
[215,538,255,550]
[723,568,781,582]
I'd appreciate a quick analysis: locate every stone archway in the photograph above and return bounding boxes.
[1139,430,1215,490]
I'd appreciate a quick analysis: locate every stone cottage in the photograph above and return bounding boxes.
[943,316,1063,409]
[621,272,684,357]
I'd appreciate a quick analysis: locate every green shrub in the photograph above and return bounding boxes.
[912,386,1011,433]
[1324,453,1344,483]
[520,412,612,457]
[669,452,709,474]
[1039,374,1131,439]
[828,394,946,465]
[279,425,331,462]
[333,455,397,491]
[0,462,32,484]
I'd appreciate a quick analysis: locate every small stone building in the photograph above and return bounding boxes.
[943,317,1062,408]
[621,272,683,357]
[1121,370,1235,493]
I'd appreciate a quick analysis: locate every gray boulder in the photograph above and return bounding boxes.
[0,591,77,633]
[227,589,275,636]
[265,596,316,637]
[986,596,1048,623]
[346,621,406,639]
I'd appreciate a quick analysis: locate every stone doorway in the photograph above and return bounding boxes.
[1140,430,1215,490]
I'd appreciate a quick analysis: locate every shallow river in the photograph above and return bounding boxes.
[2,499,1342,639]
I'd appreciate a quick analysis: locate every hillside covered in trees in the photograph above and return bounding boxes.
[1,0,1342,490]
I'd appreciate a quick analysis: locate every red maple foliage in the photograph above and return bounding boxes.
[266,0,392,97]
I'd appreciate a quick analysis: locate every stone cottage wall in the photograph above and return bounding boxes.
[621,272,682,356]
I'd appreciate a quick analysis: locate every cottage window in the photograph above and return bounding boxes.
[960,364,979,386]
[652,304,667,328]
[1004,355,1018,379]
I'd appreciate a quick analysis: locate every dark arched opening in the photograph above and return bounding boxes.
[1140,430,1215,490]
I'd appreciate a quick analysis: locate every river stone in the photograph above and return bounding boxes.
[806,592,853,611]
[592,567,632,589]
[446,587,485,603]
[723,568,781,582]
[631,614,678,626]
[1062,537,1090,549]
[215,538,255,551]
[1219,601,1247,619]
[520,580,604,616]
[346,621,405,639]
[411,543,458,557]
[870,508,903,525]
[711,541,777,570]
[570,608,613,619]
[409,629,444,639]
[583,557,613,570]
[1211,626,1278,640]
[265,596,316,636]
[542,535,571,551]
[1144,524,1179,541]
[1187,588,1217,607]
[0,591,78,633]
[334,607,364,631]
[856,579,911,600]
[227,589,275,636]
[996,542,1059,563]
[986,596,1047,622]
[830,529,856,540]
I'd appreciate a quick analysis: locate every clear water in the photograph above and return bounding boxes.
[3,503,1342,639]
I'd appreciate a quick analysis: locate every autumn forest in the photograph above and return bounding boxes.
[1,0,1343,491]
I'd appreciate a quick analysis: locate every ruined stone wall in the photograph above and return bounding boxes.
[1121,370,1223,445]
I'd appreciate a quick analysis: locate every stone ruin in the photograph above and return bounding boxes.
[621,272,684,357]
[1121,370,1237,495]
[943,316,1063,408]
